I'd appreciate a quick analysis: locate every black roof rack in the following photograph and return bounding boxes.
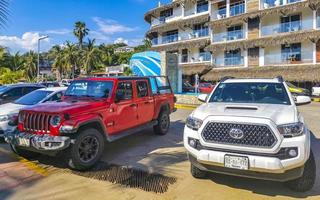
[220,76,234,82]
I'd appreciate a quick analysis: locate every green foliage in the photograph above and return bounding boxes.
[0,68,25,84]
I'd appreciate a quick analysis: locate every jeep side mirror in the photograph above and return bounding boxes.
[294,95,311,106]
[198,94,208,103]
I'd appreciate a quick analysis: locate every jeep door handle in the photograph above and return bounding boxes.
[130,103,137,108]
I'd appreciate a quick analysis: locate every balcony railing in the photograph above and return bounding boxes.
[264,52,312,65]
[317,15,320,28]
[197,4,209,13]
[230,3,245,16]
[193,28,209,38]
[180,52,211,63]
[288,0,302,3]
[162,34,179,44]
[212,8,227,20]
[213,29,244,42]
[261,20,311,36]
[215,57,244,67]
[151,38,158,46]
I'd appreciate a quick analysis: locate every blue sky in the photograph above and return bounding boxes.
[0,0,171,53]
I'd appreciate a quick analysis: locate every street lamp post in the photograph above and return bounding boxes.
[37,35,49,82]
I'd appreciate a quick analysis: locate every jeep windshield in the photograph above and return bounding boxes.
[65,80,113,98]
[209,82,291,105]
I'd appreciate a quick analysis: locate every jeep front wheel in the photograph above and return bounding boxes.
[285,150,316,192]
[66,128,104,171]
[154,110,170,135]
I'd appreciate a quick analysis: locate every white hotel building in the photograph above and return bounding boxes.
[145,0,320,88]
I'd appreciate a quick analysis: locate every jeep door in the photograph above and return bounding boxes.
[113,81,139,134]
[135,80,155,124]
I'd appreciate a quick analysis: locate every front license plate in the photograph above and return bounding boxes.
[17,137,31,147]
[224,155,249,170]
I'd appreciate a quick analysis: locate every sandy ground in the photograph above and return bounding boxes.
[1,103,320,200]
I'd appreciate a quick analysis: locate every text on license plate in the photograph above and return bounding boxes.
[224,155,249,170]
[17,137,30,147]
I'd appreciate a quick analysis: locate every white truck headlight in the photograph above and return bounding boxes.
[186,116,203,131]
[0,115,10,122]
[50,115,61,127]
[278,122,304,137]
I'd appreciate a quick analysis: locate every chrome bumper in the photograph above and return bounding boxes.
[5,131,71,151]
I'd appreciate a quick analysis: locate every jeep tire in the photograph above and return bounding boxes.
[285,150,316,192]
[191,163,207,179]
[66,128,104,171]
[154,110,170,135]
[10,144,40,160]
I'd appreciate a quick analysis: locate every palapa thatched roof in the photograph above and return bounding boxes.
[151,37,210,52]
[202,64,320,82]
[146,14,210,36]
[209,1,314,28]
[206,30,320,52]
[180,62,213,75]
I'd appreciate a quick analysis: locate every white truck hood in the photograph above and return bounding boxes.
[0,103,26,116]
[192,103,298,125]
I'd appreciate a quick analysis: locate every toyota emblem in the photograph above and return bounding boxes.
[229,128,244,140]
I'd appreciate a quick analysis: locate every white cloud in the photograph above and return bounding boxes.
[90,31,110,41]
[114,37,128,45]
[93,17,137,35]
[0,32,50,52]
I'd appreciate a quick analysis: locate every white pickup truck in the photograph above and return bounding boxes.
[184,77,315,192]
[312,83,320,96]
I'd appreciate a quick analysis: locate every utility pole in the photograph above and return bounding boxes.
[37,35,49,82]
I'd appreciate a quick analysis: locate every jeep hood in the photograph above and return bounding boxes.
[192,103,298,125]
[23,100,110,115]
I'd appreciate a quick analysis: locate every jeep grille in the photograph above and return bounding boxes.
[23,112,52,134]
[201,122,277,148]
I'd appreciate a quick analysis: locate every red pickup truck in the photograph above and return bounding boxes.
[5,76,175,170]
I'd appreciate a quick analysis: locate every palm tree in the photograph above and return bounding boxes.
[49,45,66,80]
[23,51,37,81]
[82,38,101,75]
[63,42,79,79]
[73,21,89,49]
[6,52,25,71]
[99,44,115,66]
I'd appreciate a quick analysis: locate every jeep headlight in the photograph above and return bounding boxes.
[50,115,61,127]
[186,116,203,131]
[278,122,304,137]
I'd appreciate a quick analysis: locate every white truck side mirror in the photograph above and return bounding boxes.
[198,94,208,103]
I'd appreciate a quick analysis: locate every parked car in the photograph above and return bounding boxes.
[39,81,61,88]
[184,77,315,192]
[5,76,175,170]
[286,82,310,96]
[0,87,67,137]
[312,83,320,96]
[0,84,45,105]
[183,82,195,93]
[198,83,215,94]
[60,79,73,86]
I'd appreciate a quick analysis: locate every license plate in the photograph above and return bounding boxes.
[224,155,249,170]
[17,137,31,147]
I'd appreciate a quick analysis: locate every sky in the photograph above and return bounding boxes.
[0,0,171,53]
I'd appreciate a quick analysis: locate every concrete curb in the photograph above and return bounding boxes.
[175,104,198,110]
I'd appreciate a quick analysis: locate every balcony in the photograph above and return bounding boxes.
[264,52,312,65]
[151,38,158,46]
[317,14,320,29]
[213,29,244,42]
[261,20,312,36]
[212,8,227,20]
[162,34,179,44]
[180,52,211,64]
[230,3,245,17]
[214,57,244,67]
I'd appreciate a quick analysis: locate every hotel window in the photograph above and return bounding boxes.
[280,14,301,33]
[230,0,245,16]
[263,0,284,8]
[196,0,209,13]
[181,49,188,63]
[317,9,320,28]
[225,49,242,66]
[217,2,227,19]
[227,25,243,41]
[193,24,209,37]
[199,48,211,61]
[163,30,179,44]
[281,43,301,62]
[160,8,173,23]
